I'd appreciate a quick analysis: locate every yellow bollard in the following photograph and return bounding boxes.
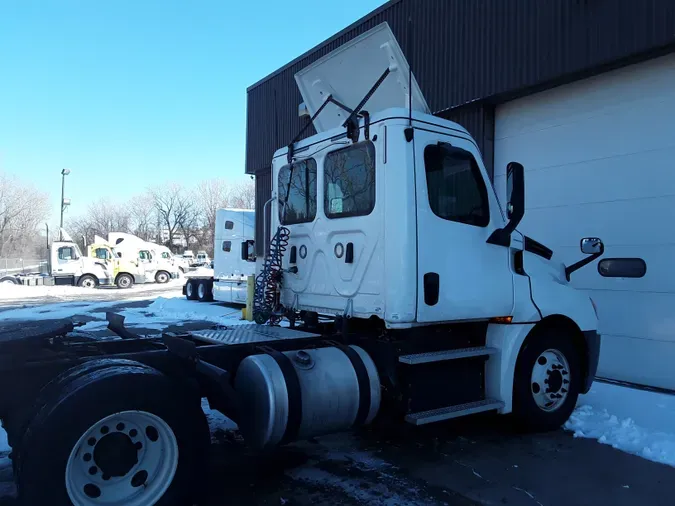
[245,275,254,321]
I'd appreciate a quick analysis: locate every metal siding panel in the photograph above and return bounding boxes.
[246,0,675,174]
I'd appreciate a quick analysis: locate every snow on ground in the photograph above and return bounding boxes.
[0,279,184,301]
[566,381,675,468]
[75,297,251,331]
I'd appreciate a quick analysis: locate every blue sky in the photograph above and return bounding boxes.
[0,0,384,224]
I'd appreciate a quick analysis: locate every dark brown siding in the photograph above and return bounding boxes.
[247,0,675,174]
[254,168,272,257]
[439,103,496,180]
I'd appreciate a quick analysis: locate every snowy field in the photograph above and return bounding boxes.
[0,278,186,309]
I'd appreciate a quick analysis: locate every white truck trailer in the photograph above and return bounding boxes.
[0,24,604,506]
[183,208,255,304]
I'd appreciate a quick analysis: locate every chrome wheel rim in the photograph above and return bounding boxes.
[81,278,96,289]
[65,410,179,506]
[157,273,168,283]
[530,348,570,412]
[197,283,205,299]
[118,277,131,288]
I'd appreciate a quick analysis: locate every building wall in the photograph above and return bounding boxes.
[246,0,675,175]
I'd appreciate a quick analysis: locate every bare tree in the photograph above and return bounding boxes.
[229,180,255,209]
[129,193,157,242]
[67,199,132,247]
[150,183,195,248]
[0,173,51,257]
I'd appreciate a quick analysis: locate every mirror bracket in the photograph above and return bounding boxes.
[565,240,605,281]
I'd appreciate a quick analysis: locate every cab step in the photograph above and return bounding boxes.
[398,346,497,365]
[405,399,504,425]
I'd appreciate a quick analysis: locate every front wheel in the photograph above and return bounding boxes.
[116,273,134,289]
[155,271,170,284]
[512,328,581,432]
[16,365,210,506]
[78,275,98,289]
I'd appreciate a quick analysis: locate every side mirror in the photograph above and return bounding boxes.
[487,162,525,247]
[565,237,605,280]
[506,162,524,224]
[581,237,604,255]
[241,240,256,262]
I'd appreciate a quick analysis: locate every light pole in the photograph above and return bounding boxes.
[60,168,71,240]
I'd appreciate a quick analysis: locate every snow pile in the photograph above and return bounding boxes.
[133,297,250,327]
[565,381,675,467]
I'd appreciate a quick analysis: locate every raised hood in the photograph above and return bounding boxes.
[295,22,430,134]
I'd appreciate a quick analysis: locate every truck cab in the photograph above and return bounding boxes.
[50,240,113,287]
[90,237,147,289]
[262,22,603,429]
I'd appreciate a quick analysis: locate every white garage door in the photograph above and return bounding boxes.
[494,53,675,390]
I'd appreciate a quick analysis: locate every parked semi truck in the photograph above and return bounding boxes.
[0,230,116,287]
[108,232,180,283]
[0,24,604,505]
[184,208,255,304]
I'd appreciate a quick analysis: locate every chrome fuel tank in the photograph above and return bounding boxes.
[234,345,380,449]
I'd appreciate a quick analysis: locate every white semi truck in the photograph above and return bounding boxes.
[108,232,180,283]
[183,208,255,304]
[0,24,604,506]
[0,229,115,287]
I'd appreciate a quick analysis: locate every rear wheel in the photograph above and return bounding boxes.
[512,327,581,432]
[116,273,134,289]
[78,275,98,288]
[185,279,198,300]
[16,365,210,506]
[197,280,213,302]
[155,271,170,284]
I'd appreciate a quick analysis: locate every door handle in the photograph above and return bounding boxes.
[345,243,354,264]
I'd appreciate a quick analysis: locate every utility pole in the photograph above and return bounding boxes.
[60,168,71,240]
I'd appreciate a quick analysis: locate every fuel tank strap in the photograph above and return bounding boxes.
[257,346,303,445]
[328,342,371,427]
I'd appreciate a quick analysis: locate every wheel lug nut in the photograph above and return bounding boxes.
[88,466,98,475]
[562,388,568,393]
[563,379,569,384]
[562,371,568,376]
[544,379,549,384]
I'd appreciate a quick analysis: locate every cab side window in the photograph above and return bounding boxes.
[94,248,108,260]
[278,158,317,225]
[423,144,489,227]
[58,246,76,260]
[225,220,234,230]
[324,141,376,219]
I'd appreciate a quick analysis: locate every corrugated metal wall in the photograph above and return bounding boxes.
[247,0,675,174]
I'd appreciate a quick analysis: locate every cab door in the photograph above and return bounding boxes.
[414,129,514,322]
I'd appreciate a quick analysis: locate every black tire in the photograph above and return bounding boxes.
[197,280,213,302]
[0,275,17,285]
[77,274,98,288]
[186,279,198,300]
[512,327,581,432]
[155,271,170,284]
[16,364,210,506]
[116,273,134,289]
[6,359,151,468]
